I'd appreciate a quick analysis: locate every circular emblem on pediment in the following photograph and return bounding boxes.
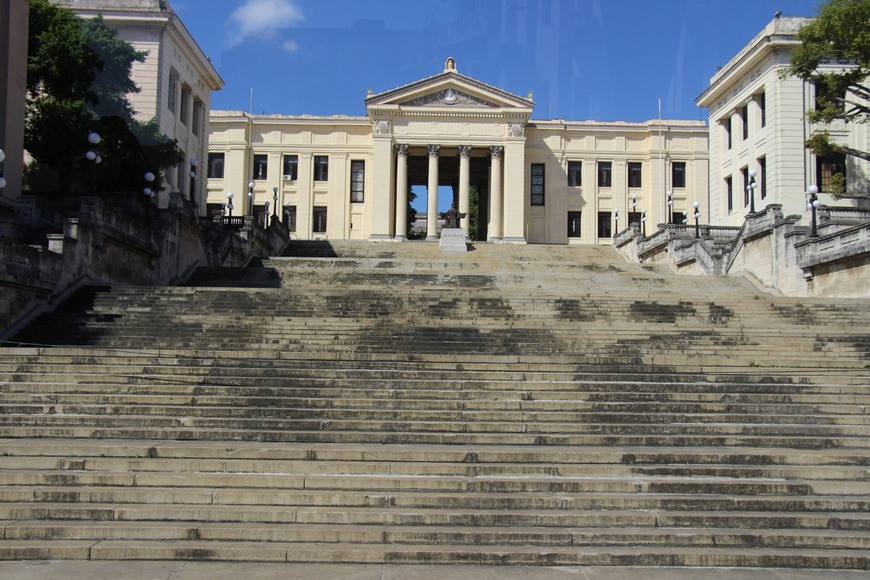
[373,120,392,135]
[444,89,458,104]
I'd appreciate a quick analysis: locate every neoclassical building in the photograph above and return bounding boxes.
[56,0,224,209]
[207,59,708,244]
[697,15,869,226]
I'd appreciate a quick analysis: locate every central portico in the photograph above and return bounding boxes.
[365,58,534,243]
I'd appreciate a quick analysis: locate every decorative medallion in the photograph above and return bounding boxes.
[508,122,525,137]
[373,120,392,135]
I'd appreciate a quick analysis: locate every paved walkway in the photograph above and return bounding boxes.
[0,562,866,579]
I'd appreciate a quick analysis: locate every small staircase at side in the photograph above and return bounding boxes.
[0,241,868,568]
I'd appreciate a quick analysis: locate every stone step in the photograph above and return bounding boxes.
[0,538,866,567]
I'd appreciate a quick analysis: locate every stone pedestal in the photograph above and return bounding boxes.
[439,228,467,252]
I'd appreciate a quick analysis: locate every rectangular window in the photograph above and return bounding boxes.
[759,156,767,200]
[313,206,327,233]
[350,160,365,203]
[628,162,642,188]
[672,162,686,188]
[282,155,298,180]
[567,161,581,187]
[177,164,185,193]
[167,71,178,113]
[285,205,297,232]
[725,176,733,213]
[207,152,224,179]
[817,153,846,193]
[180,86,191,125]
[192,99,203,136]
[741,104,749,140]
[741,166,750,207]
[314,155,329,182]
[530,163,545,205]
[253,154,268,180]
[567,211,581,238]
[725,118,732,150]
[815,78,844,113]
[598,162,612,188]
[597,211,612,238]
[759,91,766,128]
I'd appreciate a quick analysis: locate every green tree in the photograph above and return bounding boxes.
[785,0,870,165]
[468,186,480,240]
[25,0,180,194]
[406,187,422,239]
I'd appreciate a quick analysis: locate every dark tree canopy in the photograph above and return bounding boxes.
[786,0,870,163]
[25,0,181,194]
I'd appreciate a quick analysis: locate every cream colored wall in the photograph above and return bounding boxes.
[525,122,708,245]
[208,114,708,245]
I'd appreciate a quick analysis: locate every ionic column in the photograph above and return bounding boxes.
[395,144,409,241]
[458,145,471,233]
[426,144,440,241]
[489,146,504,241]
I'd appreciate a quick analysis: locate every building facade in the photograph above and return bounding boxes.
[207,59,708,244]
[56,0,224,211]
[697,16,870,227]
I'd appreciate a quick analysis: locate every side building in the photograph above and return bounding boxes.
[697,15,870,227]
[207,59,708,244]
[55,0,224,212]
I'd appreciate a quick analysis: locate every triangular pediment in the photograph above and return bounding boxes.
[365,59,534,117]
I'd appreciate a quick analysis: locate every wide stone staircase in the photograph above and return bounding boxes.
[0,241,868,568]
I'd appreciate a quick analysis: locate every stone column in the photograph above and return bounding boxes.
[458,145,471,233]
[395,144,409,241]
[502,124,527,244]
[488,146,504,241]
[368,121,395,241]
[426,144,440,241]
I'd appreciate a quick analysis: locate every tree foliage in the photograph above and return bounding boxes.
[25,0,181,194]
[785,0,870,163]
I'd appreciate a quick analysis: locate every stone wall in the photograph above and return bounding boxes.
[1,195,290,341]
[616,204,870,298]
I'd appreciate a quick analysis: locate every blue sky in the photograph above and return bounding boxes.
[173,0,822,123]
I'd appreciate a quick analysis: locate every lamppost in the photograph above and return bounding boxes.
[263,201,270,227]
[807,185,820,237]
[747,168,757,213]
[631,194,637,228]
[641,208,647,237]
[188,157,198,205]
[0,148,6,190]
[143,171,155,199]
[247,182,254,216]
[272,186,279,219]
[226,191,234,217]
[613,208,619,235]
[666,190,673,224]
[85,132,101,191]
[692,200,701,239]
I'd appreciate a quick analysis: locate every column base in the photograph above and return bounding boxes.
[487,236,502,243]
[426,234,439,241]
[393,234,407,242]
[369,233,392,241]
[501,236,527,245]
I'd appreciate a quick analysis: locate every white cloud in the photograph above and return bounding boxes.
[282,40,299,53]
[228,0,303,47]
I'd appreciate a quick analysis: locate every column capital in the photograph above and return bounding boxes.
[396,143,409,157]
[490,145,504,159]
[428,144,441,158]
[458,145,472,158]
